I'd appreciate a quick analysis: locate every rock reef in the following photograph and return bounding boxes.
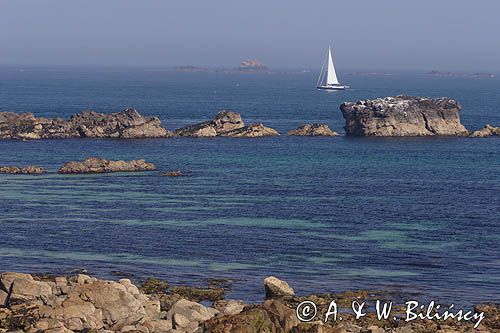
[174,111,279,138]
[58,157,156,174]
[340,96,469,136]
[0,109,171,140]
[288,124,338,136]
[1,272,498,333]
[469,124,500,137]
[0,165,45,174]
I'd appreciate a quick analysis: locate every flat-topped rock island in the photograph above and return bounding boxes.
[340,96,470,136]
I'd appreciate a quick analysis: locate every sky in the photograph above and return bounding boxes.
[1,0,500,71]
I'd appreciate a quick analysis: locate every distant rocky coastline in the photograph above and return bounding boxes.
[1,96,498,141]
[428,70,495,79]
[0,272,498,333]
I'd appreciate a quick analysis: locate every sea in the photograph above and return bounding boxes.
[0,67,499,306]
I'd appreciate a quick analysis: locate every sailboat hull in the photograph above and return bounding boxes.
[317,84,349,91]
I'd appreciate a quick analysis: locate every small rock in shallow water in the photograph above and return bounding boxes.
[288,124,339,136]
[264,276,295,299]
[0,165,45,174]
[58,157,156,174]
[161,170,185,177]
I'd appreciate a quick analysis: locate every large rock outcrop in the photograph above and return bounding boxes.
[288,124,338,136]
[58,157,156,174]
[174,111,279,138]
[174,110,244,137]
[340,96,469,136]
[224,123,279,138]
[0,109,171,140]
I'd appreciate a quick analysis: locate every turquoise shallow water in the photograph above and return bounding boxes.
[0,67,499,304]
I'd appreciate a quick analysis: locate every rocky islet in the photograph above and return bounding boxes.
[1,98,498,140]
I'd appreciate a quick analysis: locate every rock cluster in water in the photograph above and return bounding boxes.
[1,272,498,333]
[174,110,279,137]
[0,165,45,174]
[0,109,171,140]
[469,124,500,137]
[340,96,469,136]
[288,124,338,136]
[58,157,156,174]
[0,109,280,140]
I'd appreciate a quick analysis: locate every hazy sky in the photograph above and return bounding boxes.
[1,0,500,71]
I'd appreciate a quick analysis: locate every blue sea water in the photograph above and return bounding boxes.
[0,67,499,305]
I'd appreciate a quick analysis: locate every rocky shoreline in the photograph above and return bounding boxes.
[0,272,498,333]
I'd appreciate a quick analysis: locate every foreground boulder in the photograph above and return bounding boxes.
[0,165,45,174]
[174,111,279,138]
[58,157,156,174]
[288,124,338,136]
[0,273,164,332]
[340,96,469,136]
[0,108,171,140]
[469,124,500,137]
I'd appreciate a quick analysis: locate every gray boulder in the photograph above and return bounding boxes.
[263,276,295,299]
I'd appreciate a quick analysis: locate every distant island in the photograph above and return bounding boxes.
[428,70,495,78]
[173,66,209,72]
[173,60,272,74]
[349,71,393,77]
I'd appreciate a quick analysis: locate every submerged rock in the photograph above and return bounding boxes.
[288,124,339,136]
[0,165,45,174]
[0,108,171,140]
[161,170,185,177]
[170,286,225,303]
[469,124,500,137]
[58,157,156,174]
[340,96,469,136]
[203,299,298,332]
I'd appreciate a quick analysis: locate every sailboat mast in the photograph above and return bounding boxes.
[317,52,327,86]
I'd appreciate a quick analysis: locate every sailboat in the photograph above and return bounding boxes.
[317,47,349,90]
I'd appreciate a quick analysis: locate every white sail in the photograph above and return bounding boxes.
[326,47,339,85]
